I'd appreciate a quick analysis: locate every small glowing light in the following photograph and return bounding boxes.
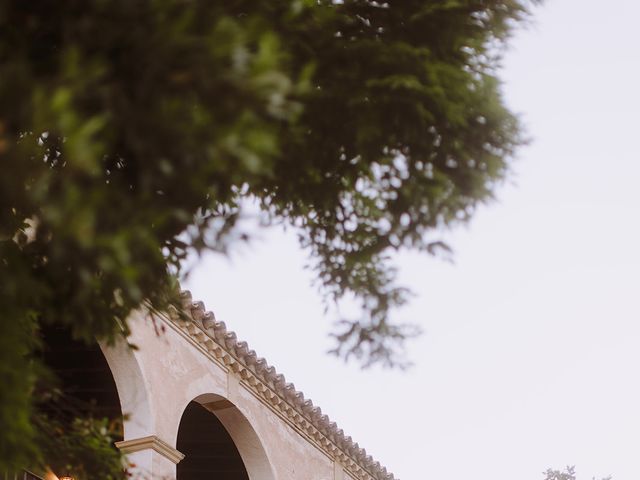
[59,477,74,480]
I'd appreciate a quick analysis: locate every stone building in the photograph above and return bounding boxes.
[47,290,396,480]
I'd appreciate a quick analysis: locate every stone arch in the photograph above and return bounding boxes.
[99,336,154,442]
[177,393,275,480]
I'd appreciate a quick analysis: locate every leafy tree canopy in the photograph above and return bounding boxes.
[544,466,612,480]
[0,0,536,473]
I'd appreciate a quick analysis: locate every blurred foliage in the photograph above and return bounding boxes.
[35,411,125,480]
[0,0,537,471]
[544,466,612,480]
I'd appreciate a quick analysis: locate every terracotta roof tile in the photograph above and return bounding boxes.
[172,290,396,480]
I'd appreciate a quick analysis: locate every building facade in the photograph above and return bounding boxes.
[99,290,395,480]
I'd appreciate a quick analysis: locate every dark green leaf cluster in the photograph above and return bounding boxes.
[0,0,536,469]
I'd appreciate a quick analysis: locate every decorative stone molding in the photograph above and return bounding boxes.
[115,435,185,464]
[152,291,396,480]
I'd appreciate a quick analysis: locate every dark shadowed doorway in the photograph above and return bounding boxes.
[39,325,123,439]
[177,401,249,480]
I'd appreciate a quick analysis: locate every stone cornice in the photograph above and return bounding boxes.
[115,435,185,464]
[155,291,396,480]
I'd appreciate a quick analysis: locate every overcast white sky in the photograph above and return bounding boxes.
[185,1,640,478]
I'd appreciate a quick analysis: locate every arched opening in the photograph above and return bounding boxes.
[35,324,125,480]
[177,401,249,480]
[39,325,123,436]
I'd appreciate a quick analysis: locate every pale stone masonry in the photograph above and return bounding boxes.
[101,290,396,479]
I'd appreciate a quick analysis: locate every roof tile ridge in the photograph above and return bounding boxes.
[172,290,397,480]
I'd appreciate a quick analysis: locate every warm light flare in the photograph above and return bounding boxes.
[44,470,74,480]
